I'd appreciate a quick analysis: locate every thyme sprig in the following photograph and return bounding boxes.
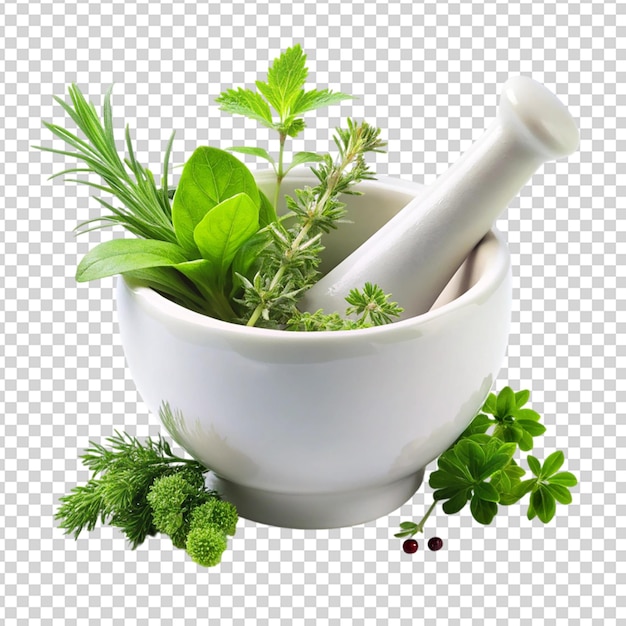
[239,119,386,327]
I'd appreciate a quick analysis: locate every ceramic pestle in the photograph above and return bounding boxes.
[299,76,579,319]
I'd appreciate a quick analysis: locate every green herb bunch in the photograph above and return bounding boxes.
[38,45,400,329]
[396,387,578,540]
[56,422,237,568]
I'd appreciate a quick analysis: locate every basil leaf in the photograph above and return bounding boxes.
[172,146,260,256]
[193,193,260,285]
[76,238,189,282]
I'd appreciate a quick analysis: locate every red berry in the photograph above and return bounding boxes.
[428,537,443,551]
[402,539,418,554]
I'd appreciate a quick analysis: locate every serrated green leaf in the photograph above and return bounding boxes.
[541,451,565,478]
[76,238,189,282]
[474,481,500,503]
[280,118,306,138]
[193,193,259,283]
[227,146,276,167]
[531,487,557,523]
[547,471,578,487]
[514,389,530,407]
[216,87,274,127]
[527,455,542,477]
[256,44,308,118]
[290,88,353,116]
[470,494,498,524]
[171,146,260,257]
[496,386,516,418]
[545,483,573,505]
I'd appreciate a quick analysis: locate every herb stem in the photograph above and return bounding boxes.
[417,500,437,533]
[273,132,287,210]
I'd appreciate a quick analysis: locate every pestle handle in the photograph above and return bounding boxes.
[300,76,579,319]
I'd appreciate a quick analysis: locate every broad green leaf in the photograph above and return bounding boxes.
[231,230,272,294]
[193,193,259,283]
[433,486,466,502]
[76,238,189,282]
[527,455,542,477]
[478,452,515,481]
[516,408,542,421]
[172,146,260,257]
[482,393,497,414]
[122,266,205,311]
[258,190,278,227]
[430,471,465,491]
[518,429,534,452]
[545,483,573,505]
[517,420,547,437]
[465,440,486,479]
[514,389,530,407]
[441,491,470,515]
[285,151,326,174]
[436,449,469,477]
[255,44,308,118]
[499,491,523,506]
[474,481,500,503]
[531,487,557,523]
[461,413,494,437]
[175,259,236,321]
[290,89,353,116]
[547,471,578,487]
[491,469,511,493]
[496,386,516,417]
[541,451,565,478]
[227,146,276,167]
[513,479,537,499]
[215,88,274,127]
[470,495,498,525]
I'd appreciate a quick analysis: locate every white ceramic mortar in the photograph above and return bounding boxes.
[116,171,511,529]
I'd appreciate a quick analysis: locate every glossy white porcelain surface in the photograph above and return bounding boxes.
[116,173,512,528]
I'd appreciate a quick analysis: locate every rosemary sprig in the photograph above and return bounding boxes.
[35,84,177,243]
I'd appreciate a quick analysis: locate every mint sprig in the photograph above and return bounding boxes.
[395,387,578,539]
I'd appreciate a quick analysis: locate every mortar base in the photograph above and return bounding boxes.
[206,469,425,529]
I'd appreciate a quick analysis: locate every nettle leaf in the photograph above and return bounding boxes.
[291,89,353,116]
[193,193,260,285]
[256,44,308,118]
[215,88,274,128]
[76,238,189,282]
[172,146,260,257]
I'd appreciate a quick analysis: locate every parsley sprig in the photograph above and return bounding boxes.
[396,387,578,538]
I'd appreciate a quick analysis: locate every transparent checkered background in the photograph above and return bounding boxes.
[1,0,624,623]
